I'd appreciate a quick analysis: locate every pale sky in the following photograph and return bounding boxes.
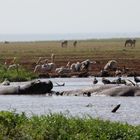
[0,0,140,34]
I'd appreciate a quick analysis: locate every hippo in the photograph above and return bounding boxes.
[97,85,140,96]
[0,80,53,95]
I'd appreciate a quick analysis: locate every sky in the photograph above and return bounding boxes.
[0,0,140,34]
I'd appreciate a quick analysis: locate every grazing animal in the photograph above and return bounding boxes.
[125,39,136,47]
[93,77,98,84]
[73,41,77,47]
[102,77,111,84]
[61,40,68,47]
[104,60,117,71]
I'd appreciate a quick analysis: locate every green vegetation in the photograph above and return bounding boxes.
[0,111,139,140]
[0,65,37,82]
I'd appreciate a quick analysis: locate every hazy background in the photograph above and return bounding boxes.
[0,0,140,41]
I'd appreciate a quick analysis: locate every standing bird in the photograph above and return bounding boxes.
[93,77,98,84]
[102,77,111,84]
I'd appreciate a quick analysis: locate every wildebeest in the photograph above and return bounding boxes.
[61,40,68,47]
[124,39,136,47]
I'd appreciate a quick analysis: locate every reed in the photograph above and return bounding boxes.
[0,64,37,82]
[0,111,139,140]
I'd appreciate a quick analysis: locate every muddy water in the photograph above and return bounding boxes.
[0,77,140,125]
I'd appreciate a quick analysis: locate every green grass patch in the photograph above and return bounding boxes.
[0,65,37,82]
[0,111,139,140]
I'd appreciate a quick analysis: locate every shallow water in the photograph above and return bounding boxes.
[49,77,135,91]
[0,77,140,125]
[0,95,140,125]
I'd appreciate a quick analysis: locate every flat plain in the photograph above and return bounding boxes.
[0,38,140,75]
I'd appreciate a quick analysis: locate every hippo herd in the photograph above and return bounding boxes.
[0,77,140,96]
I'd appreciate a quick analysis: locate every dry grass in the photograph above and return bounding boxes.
[0,38,140,73]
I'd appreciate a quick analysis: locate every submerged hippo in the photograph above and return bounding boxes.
[0,80,53,95]
[93,85,140,96]
[62,85,140,97]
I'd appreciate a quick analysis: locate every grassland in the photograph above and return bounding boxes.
[0,111,139,140]
[0,38,140,75]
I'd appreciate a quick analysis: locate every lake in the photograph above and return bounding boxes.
[0,77,140,125]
